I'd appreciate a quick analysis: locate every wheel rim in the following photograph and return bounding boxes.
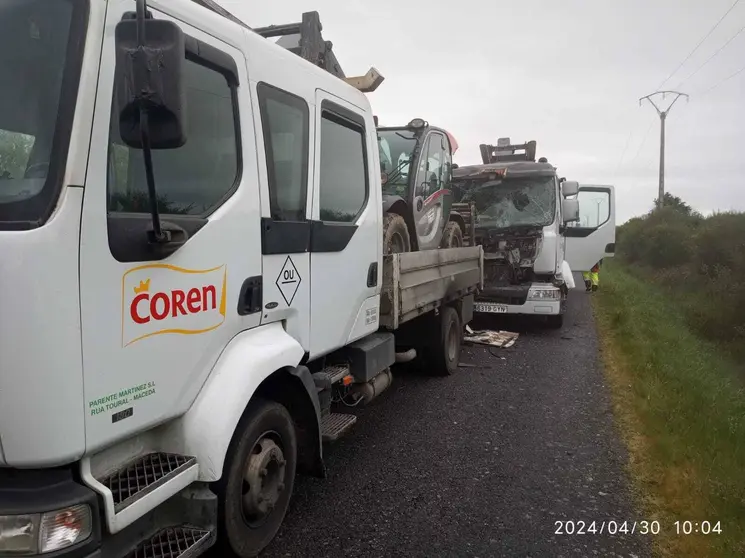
[446,320,458,361]
[241,433,286,528]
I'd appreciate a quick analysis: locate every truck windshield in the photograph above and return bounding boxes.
[0,0,85,227]
[377,129,417,197]
[460,175,556,229]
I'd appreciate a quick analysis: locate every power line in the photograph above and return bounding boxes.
[656,0,741,89]
[676,22,745,88]
[628,121,654,165]
[702,64,745,95]
[615,129,634,174]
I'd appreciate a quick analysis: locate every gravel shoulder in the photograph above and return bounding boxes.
[259,283,649,557]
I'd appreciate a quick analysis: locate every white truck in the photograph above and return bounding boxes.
[0,2,482,557]
[452,139,616,328]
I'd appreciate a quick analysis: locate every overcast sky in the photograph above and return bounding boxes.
[219,0,744,223]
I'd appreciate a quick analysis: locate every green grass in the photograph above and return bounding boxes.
[593,259,745,557]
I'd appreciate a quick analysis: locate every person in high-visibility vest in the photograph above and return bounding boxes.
[582,261,601,292]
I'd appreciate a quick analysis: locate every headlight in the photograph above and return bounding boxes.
[0,505,92,555]
[0,514,36,554]
[528,287,560,300]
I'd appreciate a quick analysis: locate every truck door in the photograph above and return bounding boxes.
[412,131,450,251]
[308,90,381,359]
[565,185,616,272]
[79,1,262,449]
[252,82,313,350]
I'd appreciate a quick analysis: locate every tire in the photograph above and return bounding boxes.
[215,399,297,558]
[383,213,411,255]
[426,306,462,376]
[440,221,464,249]
[546,314,564,329]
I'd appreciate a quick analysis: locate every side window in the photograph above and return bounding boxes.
[417,133,446,197]
[257,83,309,222]
[0,130,34,180]
[318,110,367,223]
[577,189,611,228]
[108,56,240,216]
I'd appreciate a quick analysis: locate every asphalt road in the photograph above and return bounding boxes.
[258,283,649,557]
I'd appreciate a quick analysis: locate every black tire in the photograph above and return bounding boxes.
[426,306,462,376]
[440,221,464,249]
[215,399,297,558]
[383,213,411,255]
[546,314,564,329]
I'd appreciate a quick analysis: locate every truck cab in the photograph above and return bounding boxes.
[0,2,480,557]
[452,139,615,327]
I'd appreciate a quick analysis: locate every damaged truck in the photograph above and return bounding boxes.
[452,138,616,328]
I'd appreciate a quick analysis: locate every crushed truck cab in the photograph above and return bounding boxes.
[0,2,481,557]
[452,138,615,328]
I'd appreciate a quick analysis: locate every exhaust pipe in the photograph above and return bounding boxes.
[395,348,417,363]
[349,368,392,404]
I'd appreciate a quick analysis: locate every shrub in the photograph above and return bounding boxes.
[616,196,745,355]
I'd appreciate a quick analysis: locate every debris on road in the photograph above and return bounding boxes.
[464,325,519,348]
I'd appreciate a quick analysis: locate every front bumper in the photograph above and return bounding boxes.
[0,468,101,557]
[475,282,565,316]
[475,298,563,316]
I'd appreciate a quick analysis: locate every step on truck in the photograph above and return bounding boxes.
[452,138,615,328]
[0,1,483,557]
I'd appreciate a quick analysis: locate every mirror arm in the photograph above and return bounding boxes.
[140,109,169,243]
[134,0,168,244]
[136,0,147,43]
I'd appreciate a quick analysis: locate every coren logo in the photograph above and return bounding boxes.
[121,264,227,347]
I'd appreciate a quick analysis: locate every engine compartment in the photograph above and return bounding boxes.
[476,226,543,286]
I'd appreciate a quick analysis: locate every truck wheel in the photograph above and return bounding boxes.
[440,221,463,248]
[383,213,411,254]
[427,306,462,376]
[215,399,297,558]
[546,314,564,329]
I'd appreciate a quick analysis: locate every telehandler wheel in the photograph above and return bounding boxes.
[383,213,411,254]
[440,221,464,248]
[425,306,462,376]
[215,398,297,558]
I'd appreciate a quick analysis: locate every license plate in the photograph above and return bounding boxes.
[474,302,508,314]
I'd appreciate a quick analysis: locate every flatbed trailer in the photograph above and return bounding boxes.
[381,246,482,330]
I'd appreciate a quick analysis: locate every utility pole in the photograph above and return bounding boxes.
[595,199,603,226]
[639,91,689,207]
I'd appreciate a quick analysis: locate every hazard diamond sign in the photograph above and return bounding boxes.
[276,256,301,306]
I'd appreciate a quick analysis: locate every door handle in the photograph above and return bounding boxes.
[367,262,378,287]
[238,276,262,315]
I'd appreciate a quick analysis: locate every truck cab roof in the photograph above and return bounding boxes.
[453,161,557,181]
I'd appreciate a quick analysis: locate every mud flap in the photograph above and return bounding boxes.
[288,365,326,478]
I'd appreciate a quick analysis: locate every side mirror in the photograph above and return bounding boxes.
[562,180,579,198]
[451,163,459,170]
[562,198,580,223]
[115,5,187,149]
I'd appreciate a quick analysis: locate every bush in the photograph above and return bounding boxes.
[617,207,698,268]
[693,212,745,277]
[616,196,745,355]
